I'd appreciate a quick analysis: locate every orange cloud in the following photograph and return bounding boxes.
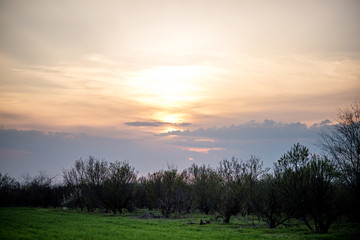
[182,147,225,154]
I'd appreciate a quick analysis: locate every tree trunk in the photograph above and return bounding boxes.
[223,214,231,223]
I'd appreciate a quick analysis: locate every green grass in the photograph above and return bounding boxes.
[0,208,359,240]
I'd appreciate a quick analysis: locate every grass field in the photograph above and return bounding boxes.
[0,208,359,240]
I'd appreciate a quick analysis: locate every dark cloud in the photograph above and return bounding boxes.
[0,119,327,179]
[0,128,193,178]
[311,119,332,128]
[125,121,167,127]
[125,121,191,127]
[160,119,322,140]
[159,120,327,168]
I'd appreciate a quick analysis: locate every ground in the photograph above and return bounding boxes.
[0,208,359,240]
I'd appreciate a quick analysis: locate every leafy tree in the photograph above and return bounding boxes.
[218,157,246,223]
[302,154,342,233]
[187,164,221,214]
[144,171,163,211]
[217,156,269,223]
[274,143,310,222]
[85,156,108,211]
[0,172,19,206]
[133,176,148,209]
[145,168,189,218]
[103,161,137,214]
[19,172,54,207]
[249,174,288,228]
[63,156,108,211]
[275,143,342,233]
[241,156,270,214]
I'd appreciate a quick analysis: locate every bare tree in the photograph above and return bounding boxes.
[63,156,108,212]
[63,158,88,211]
[319,100,360,219]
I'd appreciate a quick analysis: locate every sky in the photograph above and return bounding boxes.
[0,0,359,179]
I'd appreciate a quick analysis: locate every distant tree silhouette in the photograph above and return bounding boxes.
[0,172,19,206]
[19,172,54,207]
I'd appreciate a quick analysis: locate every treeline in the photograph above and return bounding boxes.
[0,144,356,234]
[1,101,359,234]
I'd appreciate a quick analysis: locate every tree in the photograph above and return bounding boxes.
[249,174,289,228]
[63,158,88,211]
[187,164,221,214]
[63,156,108,212]
[217,156,267,223]
[302,154,342,233]
[319,100,360,219]
[275,143,342,233]
[0,172,19,206]
[145,168,189,218]
[133,176,148,209]
[19,172,54,207]
[85,156,108,211]
[103,161,137,214]
[217,157,245,223]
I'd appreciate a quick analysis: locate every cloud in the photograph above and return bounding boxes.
[157,119,328,168]
[125,121,191,127]
[0,127,197,178]
[310,119,332,128]
[0,119,328,178]
[181,147,225,154]
[160,119,321,140]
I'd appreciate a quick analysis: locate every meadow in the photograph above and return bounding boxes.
[0,208,359,240]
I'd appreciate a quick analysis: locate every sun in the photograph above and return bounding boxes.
[157,113,183,123]
[125,65,206,108]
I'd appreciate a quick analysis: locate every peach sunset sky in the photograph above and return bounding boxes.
[0,0,359,177]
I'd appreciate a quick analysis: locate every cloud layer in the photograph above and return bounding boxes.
[0,119,328,178]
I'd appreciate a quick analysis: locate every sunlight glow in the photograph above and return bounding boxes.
[125,65,208,108]
[157,113,183,124]
[165,128,179,133]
